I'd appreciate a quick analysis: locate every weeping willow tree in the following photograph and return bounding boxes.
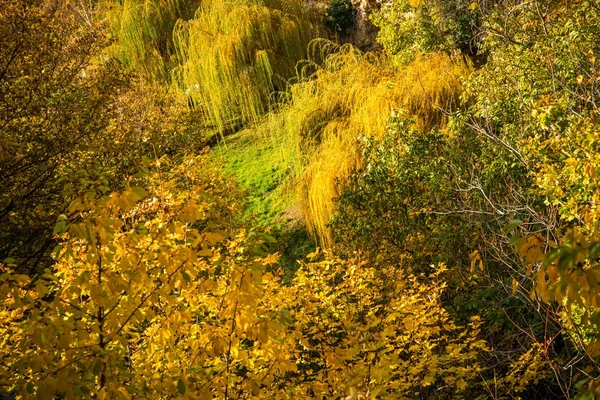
[173,0,313,131]
[106,0,199,83]
[271,41,470,245]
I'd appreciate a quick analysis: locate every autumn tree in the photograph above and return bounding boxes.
[173,0,313,131]
[0,153,489,399]
[0,0,203,275]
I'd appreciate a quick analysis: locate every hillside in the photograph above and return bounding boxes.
[2,0,600,399]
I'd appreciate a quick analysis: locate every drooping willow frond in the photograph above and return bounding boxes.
[267,41,471,245]
[173,0,313,131]
[106,0,199,83]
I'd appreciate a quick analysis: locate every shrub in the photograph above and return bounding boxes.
[325,0,356,37]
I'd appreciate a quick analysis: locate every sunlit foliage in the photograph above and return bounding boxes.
[7,0,600,397]
[0,0,107,274]
[173,0,313,131]
[273,41,469,244]
[0,0,206,275]
[330,112,573,398]
[277,255,487,398]
[0,154,487,398]
[106,0,199,83]
[477,1,600,395]
[372,0,481,65]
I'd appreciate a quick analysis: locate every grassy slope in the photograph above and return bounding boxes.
[211,128,315,276]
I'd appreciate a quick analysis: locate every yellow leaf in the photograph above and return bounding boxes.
[198,248,212,257]
[97,388,107,400]
[205,232,225,245]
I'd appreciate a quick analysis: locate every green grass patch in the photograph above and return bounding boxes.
[211,128,296,229]
[210,127,315,274]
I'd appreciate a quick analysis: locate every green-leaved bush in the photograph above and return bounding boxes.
[325,0,356,37]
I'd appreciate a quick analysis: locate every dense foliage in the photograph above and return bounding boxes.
[174,0,313,131]
[3,0,600,398]
[107,0,199,83]
[324,0,355,37]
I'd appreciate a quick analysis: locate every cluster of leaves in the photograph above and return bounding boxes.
[0,0,209,277]
[0,2,493,399]
[372,0,481,65]
[331,116,477,269]
[468,0,600,395]
[326,0,600,397]
[107,0,315,132]
[255,40,468,246]
[278,256,487,398]
[106,0,200,83]
[11,0,600,397]
[1,155,254,399]
[330,114,570,398]
[172,0,313,131]
[0,0,110,275]
[471,2,600,394]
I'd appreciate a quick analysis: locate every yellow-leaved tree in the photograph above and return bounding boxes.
[106,0,200,83]
[269,256,488,398]
[1,154,488,398]
[267,41,469,245]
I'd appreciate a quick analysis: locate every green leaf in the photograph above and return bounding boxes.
[135,223,149,235]
[558,249,576,273]
[503,219,523,233]
[53,219,68,235]
[259,233,277,243]
[92,358,103,376]
[3,257,16,265]
[543,248,562,267]
[79,385,91,395]
[590,311,600,329]
[177,378,186,395]
[508,232,523,246]
[35,329,45,347]
[132,186,149,199]
[588,242,600,261]
[251,246,268,256]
